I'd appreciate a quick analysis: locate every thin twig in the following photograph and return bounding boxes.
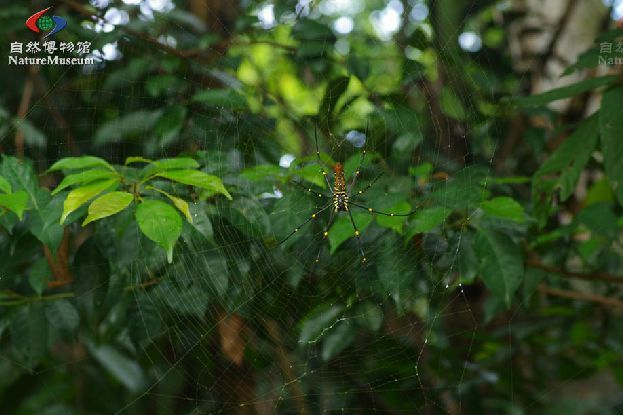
[14,65,39,157]
[539,284,623,309]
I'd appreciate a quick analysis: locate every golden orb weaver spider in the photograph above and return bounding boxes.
[278,128,418,264]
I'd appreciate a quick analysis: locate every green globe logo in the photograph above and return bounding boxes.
[25,8,68,37]
[37,15,54,32]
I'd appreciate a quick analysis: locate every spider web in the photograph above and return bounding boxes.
[2,0,602,413]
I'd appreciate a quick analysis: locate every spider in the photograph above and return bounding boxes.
[278,128,417,264]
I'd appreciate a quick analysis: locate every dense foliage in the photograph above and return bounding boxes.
[1,1,622,413]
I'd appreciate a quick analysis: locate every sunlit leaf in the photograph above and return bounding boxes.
[48,156,114,172]
[52,168,118,195]
[82,191,134,225]
[61,180,118,224]
[0,191,28,220]
[156,169,232,200]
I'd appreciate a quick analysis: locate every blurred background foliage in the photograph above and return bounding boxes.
[1,0,623,413]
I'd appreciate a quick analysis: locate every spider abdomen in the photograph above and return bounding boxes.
[333,191,349,211]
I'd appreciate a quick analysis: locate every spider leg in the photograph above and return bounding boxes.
[348,123,368,192]
[315,127,334,192]
[288,179,330,200]
[346,208,368,264]
[351,171,384,200]
[278,202,332,246]
[311,207,337,273]
[316,208,336,262]
[349,201,418,217]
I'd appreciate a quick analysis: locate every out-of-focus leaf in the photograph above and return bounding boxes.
[156,170,232,200]
[61,179,118,224]
[153,105,187,146]
[299,303,344,345]
[82,191,134,225]
[354,302,383,331]
[321,321,356,361]
[439,87,467,120]
[405,207,452,240]
[12,118,46,148]
[600,85,623,205]
[481,197,525,223]
[328,212,373,254]
[577,203,618,238]
[28,258,51,295]
[535,114,599,202]
[135,200,182,263]
[318,76,350,126]
[192,89,247,110]
[45,300,79,332]
[95,110,162,145]
[511,76,618,107]
[475,229,523,307]
[88,343,145,392]
[374,201,412,232]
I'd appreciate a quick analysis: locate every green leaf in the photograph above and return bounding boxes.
[142,157,200,178]
[48,156,113,172]
[146,186,192,223]
[600,85,623,205]
[511,76,619,107]
[475,229,524,307]
[153,105,187,146]
[374,201,412,232]
[405,207,451,240]
[319,76,350,126]
[12,118,46,148]
[439,87,467,120]
[1,155,38,203]
[88,343,145,392]
[535,114,599,201]
[52,168,118,195]
[0,191,28,220]
[481,197,525,223]
[125,156,152,165]
[299,303,344,344]
[156,170,232,200]
[82,191,134,225]
[94,110,162,145]
[296,163,327,189]
[135,200,182,263]
[0,175,11,193]
[45,300,79,332]
[328,212,373,254]
[354,302,383,331]
[321,321,356,361]
[191,89,247,110]
[28,258,51,295]
[61,179,118,224]
[27,189,64,253]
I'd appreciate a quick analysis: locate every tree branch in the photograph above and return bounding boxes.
[527,259,623,285]
[538,284,623,309]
